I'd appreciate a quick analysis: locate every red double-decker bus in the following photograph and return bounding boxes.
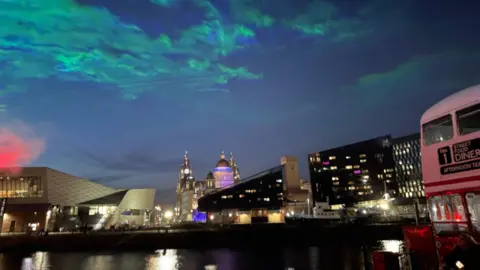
[420,84,480,265]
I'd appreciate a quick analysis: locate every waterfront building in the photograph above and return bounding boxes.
[176,151,194,219]
[175,151,242,222]
[392,133,424,199]
[300,179,313,214]
[300,179,311,193]
[0,167,155,233]
[203,171,217,194]
[392,133,427,217]
[198,156,308,224]
[308,135,397,207]
[213,151,239,188]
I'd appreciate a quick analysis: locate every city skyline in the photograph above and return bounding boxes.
[0,0,479,204]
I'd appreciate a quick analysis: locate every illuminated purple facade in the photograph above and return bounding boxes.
[214,151,235,188]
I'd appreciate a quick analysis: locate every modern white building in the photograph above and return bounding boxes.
[0,167,155,233]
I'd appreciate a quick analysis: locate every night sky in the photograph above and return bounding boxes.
[0,0,479,204]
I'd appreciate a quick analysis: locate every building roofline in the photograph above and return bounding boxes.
[205,165,283,196]
[309,135,392,156]
[393,132,420,143]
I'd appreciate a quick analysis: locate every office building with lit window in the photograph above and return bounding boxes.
[308,136,397,207]
[0,167,155,233]
[197,156,308,224]
[393,133,425,200]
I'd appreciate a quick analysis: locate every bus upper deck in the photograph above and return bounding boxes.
[421,84,480,196]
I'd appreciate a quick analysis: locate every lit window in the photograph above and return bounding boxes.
[330,166,337,170]
[422,115,454,145]
[276,179,282,183]
[89,207,98,215]
[359,154,366,158]
[360,159,367,163]
[345,165,352,169]
[346,156,351,159]
[332,177,339,181]
[329,156,336,160]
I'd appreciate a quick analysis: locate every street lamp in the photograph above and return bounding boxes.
[164,211,173,219]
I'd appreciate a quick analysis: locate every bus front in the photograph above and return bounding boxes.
[420,84,480,265]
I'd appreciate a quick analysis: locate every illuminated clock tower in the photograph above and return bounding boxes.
[176,151,193,217]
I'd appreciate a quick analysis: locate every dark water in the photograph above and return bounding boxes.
[0,241,401,270]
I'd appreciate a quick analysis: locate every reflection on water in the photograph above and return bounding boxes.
[0,244,392,270]
[146,250,180,269]
[21,252,50,270]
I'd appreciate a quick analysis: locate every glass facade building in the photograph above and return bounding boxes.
[0,176,43,198]
[308,135,397,206]
[393,133,425,199]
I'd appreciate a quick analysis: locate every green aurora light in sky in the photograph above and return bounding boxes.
[0,0,372,102]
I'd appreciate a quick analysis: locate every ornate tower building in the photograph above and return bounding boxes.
[176,151,194,217]
[229,152,241,183]
[213,151,234,188]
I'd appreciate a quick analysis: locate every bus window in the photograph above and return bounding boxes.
[422,115,454,145]
[450,195,467,221]
[429,196,452,222]
[457,103,480,135]
[429,195,469,234]
[465,193,480,233]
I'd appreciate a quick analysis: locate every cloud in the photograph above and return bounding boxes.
[0,0,261,100]
[79,148,187,174]
[350,51,480,105]
[87,173,134,184]
[0,120,45,174]
[0,0,376,103]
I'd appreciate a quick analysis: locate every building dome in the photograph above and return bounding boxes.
[206,171,214,179]
[216,159,230,167]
